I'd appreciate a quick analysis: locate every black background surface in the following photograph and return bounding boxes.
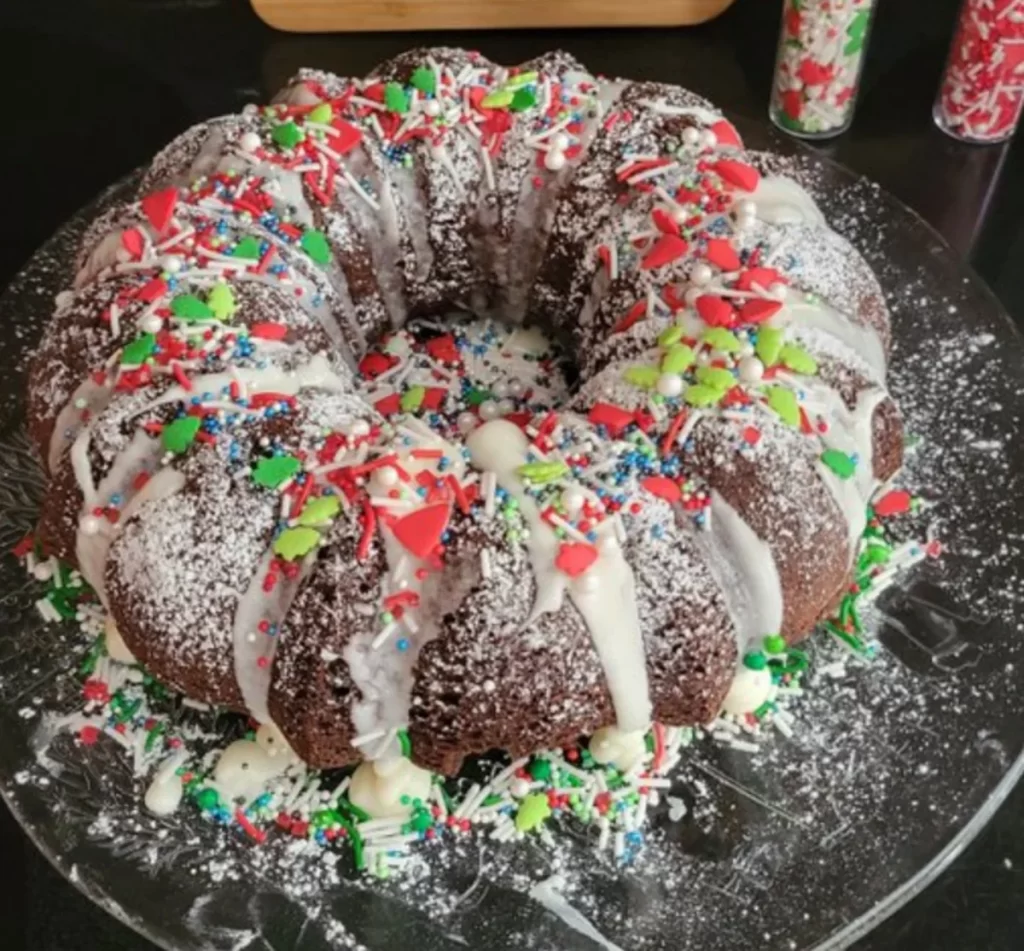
[0,0,1022,947]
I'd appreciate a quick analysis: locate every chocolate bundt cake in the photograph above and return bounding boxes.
[28,47,902,815]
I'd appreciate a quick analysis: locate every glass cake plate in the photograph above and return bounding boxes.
[1,129,1023,951]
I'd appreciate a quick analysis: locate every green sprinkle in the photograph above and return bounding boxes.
[657,325,685,349]
[397,728,412,758]
[300,229,331,266]
[529,757,553,782]
[307,102,333,125]
[352,827,365,869]
[510,88,537,112]
[195,787,220,811]
[170,294,214,322]
[273,526,320,561]
[821,448,856,480]
[231,235,261,260]
[144,721,166,753]
[271,120,304,149]
[409,808,432,833]
[765,386,800,427]
[410,66,436,96]
[756,326,785,366]
[384,82,409,114]
[252,454,301,489]
[763,634,787,655]
[481,88,514,109]
[684,383,726,408]
[298,495,341,526]
[779,343,818,375]
[743,651,768,671]
[505,70,538,89]
[400,385,426,412]
[515,793,552,832]
[121,333,156,366]
[623,365,660,390]
[80,638,104,677]
[206,283,237,321]
[516,460,568,484]
[161,416,201,454]
[701,327,741,353]
[661,343,695,375]
[695,366,735,392]
[465,387,491,407]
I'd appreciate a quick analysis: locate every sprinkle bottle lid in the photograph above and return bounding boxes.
[933,0,1024,144]
[769,0,878,140]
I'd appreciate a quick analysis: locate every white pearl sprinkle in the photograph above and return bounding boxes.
[423,99,442,118]
[769,282,789,301]
[140,314,164,334]
[509,777,532,799]
[551,132,571,151]
[681,126,701,147]
[738,356,765,383]
[238,131,262,153]
[350,419,371,437]
[374,467,399,488]
[478,400,501,421]
[161,255,183,274]
[656,373,683,398]
[80,515,102,536]
[491,380,510,399]
[497,398,517,416]
[690,263,713,287]
[457,411,479,434]
[699,128,718,150]
[544,149,567,172]
[562,487,586,515]
[507,379,525,398]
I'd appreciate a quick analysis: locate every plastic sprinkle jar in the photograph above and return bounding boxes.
[769,0,877,139]
[934,0,1024,144]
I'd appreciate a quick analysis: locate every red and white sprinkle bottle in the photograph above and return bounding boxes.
[770,0,878,139]
[934,0,1024,144]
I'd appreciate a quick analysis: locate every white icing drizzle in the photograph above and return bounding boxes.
[589,725,647,772]
[751,175,827,228]
[720,665,774,716]
[773,289,887,381]
[134,352,347,417]
[48,375,114,474]
[348,757,432,818]
[809,382,887,551]
[344,420,466,760]
[232,548,316,725]
[212,736,292,804]
[103,615,137,665]
[693,488,785,649]
[144,748,189,816]
[637,98,723,126]
[467,419,652,734]
[76,432,182,605]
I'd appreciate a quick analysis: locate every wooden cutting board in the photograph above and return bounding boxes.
[251,0,736,32]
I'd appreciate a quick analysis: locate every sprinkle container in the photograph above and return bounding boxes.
[934,0,1024,144]
[769,0,877,139]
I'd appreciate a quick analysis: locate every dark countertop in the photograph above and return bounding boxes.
[0,0,1022,947]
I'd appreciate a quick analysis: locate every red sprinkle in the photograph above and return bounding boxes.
[234,809,267,844]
